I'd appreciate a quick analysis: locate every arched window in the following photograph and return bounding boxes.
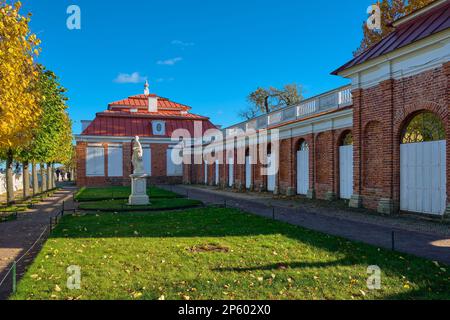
[298,141,309,151]
[401,112,445,144]
[341,132,353,146]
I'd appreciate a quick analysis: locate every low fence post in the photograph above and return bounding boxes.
[391,231,395,251]
[12,261,17,294]
[272,207,275,220]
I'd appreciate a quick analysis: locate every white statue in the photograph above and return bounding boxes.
[131,136,144,175]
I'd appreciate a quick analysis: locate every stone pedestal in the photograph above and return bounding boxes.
[286,187,295,197]
[307,189,316,199]
[129,174,150,205]
[377,198,397,215]
[325,191,337,201]
[349,194,363,208]
[444,205,450,220]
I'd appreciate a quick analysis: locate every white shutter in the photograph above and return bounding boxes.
[204,161,208,184]
[86,147,104,176]
[245,156,252,189]
[401,141,446,215]
[297,150,309,195]
[339,146,353,200]
[215,160,219,185]
[108,146,123,177]
[143,147,152,176]
[267,154,276,192]
[167,149,183,176]
[228,158,234,187]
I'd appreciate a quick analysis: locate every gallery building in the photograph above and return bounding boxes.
[75,82,216,187]
[184,0,450,217]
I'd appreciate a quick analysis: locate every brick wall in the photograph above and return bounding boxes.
[181,63,449,215]
[354,64,449,211]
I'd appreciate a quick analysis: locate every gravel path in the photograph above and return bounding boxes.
[0,186,76,299]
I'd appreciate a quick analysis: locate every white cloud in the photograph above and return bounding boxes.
[171,40,195,47]
[157,57,183,66]
[114,72,147,84]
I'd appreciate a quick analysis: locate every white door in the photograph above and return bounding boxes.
[401,141,446,215]
[245,156,252,189]
[267,154,276,192]
[215,160,219,185]
[228,158,234,187]
[204,161,208,184]
[339,145,353,200]
[296,150,309,195]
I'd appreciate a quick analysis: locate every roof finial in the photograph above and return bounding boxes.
[144,80,150,95]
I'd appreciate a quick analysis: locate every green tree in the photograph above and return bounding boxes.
[239,84,303,120]
[0,1,41,203]
[17,66,72,196]
[355,0,433,56]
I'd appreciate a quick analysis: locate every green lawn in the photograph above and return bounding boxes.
[75,186,180,202]
[78,198,202,212]
[12,208,450,300]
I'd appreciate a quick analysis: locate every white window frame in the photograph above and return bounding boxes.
[167,148,183,177]
[86,146,105,177]
[143,146,152,176]
[107,145,123,177]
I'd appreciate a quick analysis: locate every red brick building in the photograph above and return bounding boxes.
[75,82,216,187]
[184,0,450,217]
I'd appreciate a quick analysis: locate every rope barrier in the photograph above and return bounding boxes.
[0,225,49,290]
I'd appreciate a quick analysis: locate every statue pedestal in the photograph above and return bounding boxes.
[129,174,150,205]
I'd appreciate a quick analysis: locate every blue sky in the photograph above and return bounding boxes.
[22,0,374,133]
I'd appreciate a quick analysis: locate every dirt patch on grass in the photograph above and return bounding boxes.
[188,244,230,253]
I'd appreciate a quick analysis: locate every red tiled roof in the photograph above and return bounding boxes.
[332,0,450,75]
[82,113,216,137]
[108,94,191,111]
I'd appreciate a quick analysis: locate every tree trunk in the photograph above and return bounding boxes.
[22,161,30,199]
[5,149,14,205]
[40,163,47,192]
[51,163,56,188]
[32,162,39,196]
[47,163,52,190]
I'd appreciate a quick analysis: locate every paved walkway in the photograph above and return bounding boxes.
[0,186,77,299]
[163,185,450,265]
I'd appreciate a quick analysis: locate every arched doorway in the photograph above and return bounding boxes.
[228,154,234,187]
[296,140,309,195]
[245,148,252,190]
[339,132,353,200]
[204,160,208,185]
[215,159,219,186]
[400,111,446,215]
[267,144,276,192]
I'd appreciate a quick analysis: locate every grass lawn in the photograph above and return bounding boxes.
[0,205,29,213]
[75,186,179,202]
[78,198,202,212]
[12,208,450,300]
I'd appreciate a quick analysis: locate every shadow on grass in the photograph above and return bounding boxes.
[48,208,450,300]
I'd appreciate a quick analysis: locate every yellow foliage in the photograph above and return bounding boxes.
[0,1,42,149]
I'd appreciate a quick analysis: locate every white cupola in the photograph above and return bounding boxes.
[144,80,150,95]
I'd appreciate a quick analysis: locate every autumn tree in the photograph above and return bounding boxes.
[355,0,434,56]
[239,84,303,120]
[0,1,41,203]
[18,66,72,194]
